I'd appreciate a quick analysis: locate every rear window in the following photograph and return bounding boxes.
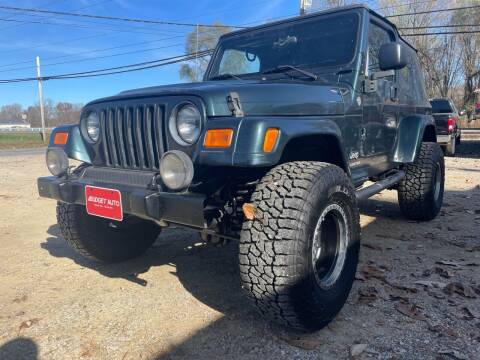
[430,99,453,113]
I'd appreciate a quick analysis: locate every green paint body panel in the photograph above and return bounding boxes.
[49,5,435,187]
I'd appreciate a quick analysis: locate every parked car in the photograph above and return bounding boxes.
[37,5,444,332]
[430,98,461,156]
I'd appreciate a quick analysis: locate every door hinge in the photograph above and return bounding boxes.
[226,92,244,117]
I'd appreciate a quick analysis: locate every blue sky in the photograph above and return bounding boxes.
[0,0,303,107]
[0,0,381,108]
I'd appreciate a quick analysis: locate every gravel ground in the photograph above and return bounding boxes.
[0,140,479,360]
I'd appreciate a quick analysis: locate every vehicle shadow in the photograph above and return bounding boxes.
[39,189,480,358]
[0,337,38,360]
[454,138,480,159]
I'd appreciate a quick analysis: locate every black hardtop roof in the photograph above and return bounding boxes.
[221,4,416,52]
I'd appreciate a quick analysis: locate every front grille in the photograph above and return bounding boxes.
[100,104,165,170]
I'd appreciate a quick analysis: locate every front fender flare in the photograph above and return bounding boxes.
[49,125,92,163]
[231,117,349,171]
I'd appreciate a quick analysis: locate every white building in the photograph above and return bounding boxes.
[0,119,31,129]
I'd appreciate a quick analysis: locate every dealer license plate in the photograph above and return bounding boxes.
[85,185,123,221]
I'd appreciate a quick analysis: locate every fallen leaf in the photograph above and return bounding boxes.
[385,280,418,293]
[443,282,477,298]
[360,265,387,281]
[355,272,366,281]
[389,293,410,304]
[414,280,447,289]
[422,269,432,277]
[12,295,28,303]
[395,303,426,321]
[434,267,453,279]
[350,343,368,357]
[358,287,378,305]
[460,307,480,320]
[362,243,382,251]
[437,349,468,360]
[436,260,461,268]
[19,318,40,331]
[428,323,458,338]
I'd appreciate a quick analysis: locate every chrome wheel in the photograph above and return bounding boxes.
[311,203,349,289]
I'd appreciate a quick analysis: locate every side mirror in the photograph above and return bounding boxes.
[379,43,407,71]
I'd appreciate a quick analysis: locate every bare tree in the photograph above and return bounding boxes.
[379,0,462,98]
[0,103,23,121]
[179,22,233,82]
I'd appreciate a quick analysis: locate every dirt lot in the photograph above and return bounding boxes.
[0,141,479,360]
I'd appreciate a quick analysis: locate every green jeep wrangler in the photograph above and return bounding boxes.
[38,5,444,332]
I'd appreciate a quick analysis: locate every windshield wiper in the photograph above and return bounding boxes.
[209,73,242,81]
[262,65,317,81]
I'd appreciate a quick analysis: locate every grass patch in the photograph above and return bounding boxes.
[0,133,50,150]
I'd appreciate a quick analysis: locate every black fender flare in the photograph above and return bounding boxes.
[392,114,436,163]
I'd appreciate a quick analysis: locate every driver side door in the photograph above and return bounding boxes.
[361,20,398,175]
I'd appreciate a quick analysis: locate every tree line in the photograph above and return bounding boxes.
[0,100,83,127]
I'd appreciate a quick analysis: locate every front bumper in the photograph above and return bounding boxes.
[37,167,206,228]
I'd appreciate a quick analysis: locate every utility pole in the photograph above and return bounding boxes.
[36,56,47,142]
[195,24,199,81]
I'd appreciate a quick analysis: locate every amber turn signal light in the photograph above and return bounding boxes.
[53,132,69,145]
[263,128,279,153]
[204,129,234,148]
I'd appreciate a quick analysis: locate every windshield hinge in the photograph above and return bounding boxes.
[227,92,244,117]
[363,78,377,93]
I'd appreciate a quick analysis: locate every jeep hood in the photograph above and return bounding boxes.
[91,80,346,117]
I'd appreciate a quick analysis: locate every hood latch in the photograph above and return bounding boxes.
[227,92,244,117]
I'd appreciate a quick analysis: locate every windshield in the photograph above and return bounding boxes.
[430,99,453,113]
[207,11,359,80]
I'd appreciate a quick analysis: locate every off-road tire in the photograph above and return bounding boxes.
[239,162,360,332]
[398,142,444,221]
[445,136,456,156]
[57,202,160,262]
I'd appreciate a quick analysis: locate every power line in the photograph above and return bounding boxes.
[0,5,246,29]
[399,24,480,29]
[0,16,188,37]
[402,30,480,36]
[0,42,186,74]
[0,0,109,32]
[0,50,214,83]
[0,34,187,70]
[387,4,480,18]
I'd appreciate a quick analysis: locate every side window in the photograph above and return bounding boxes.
[411,54,428,102]
[218,49,260,75]
[398,48,426,103]
[368,22,394,73]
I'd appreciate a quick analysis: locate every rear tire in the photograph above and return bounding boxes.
[398,142,444,221]
[239,162,360,332]
[57,202,160,262]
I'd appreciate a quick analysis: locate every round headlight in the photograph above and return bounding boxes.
[160,150,194,190]
[175,104,201,145]
[46,148,69,176]
[85,112,100,142]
